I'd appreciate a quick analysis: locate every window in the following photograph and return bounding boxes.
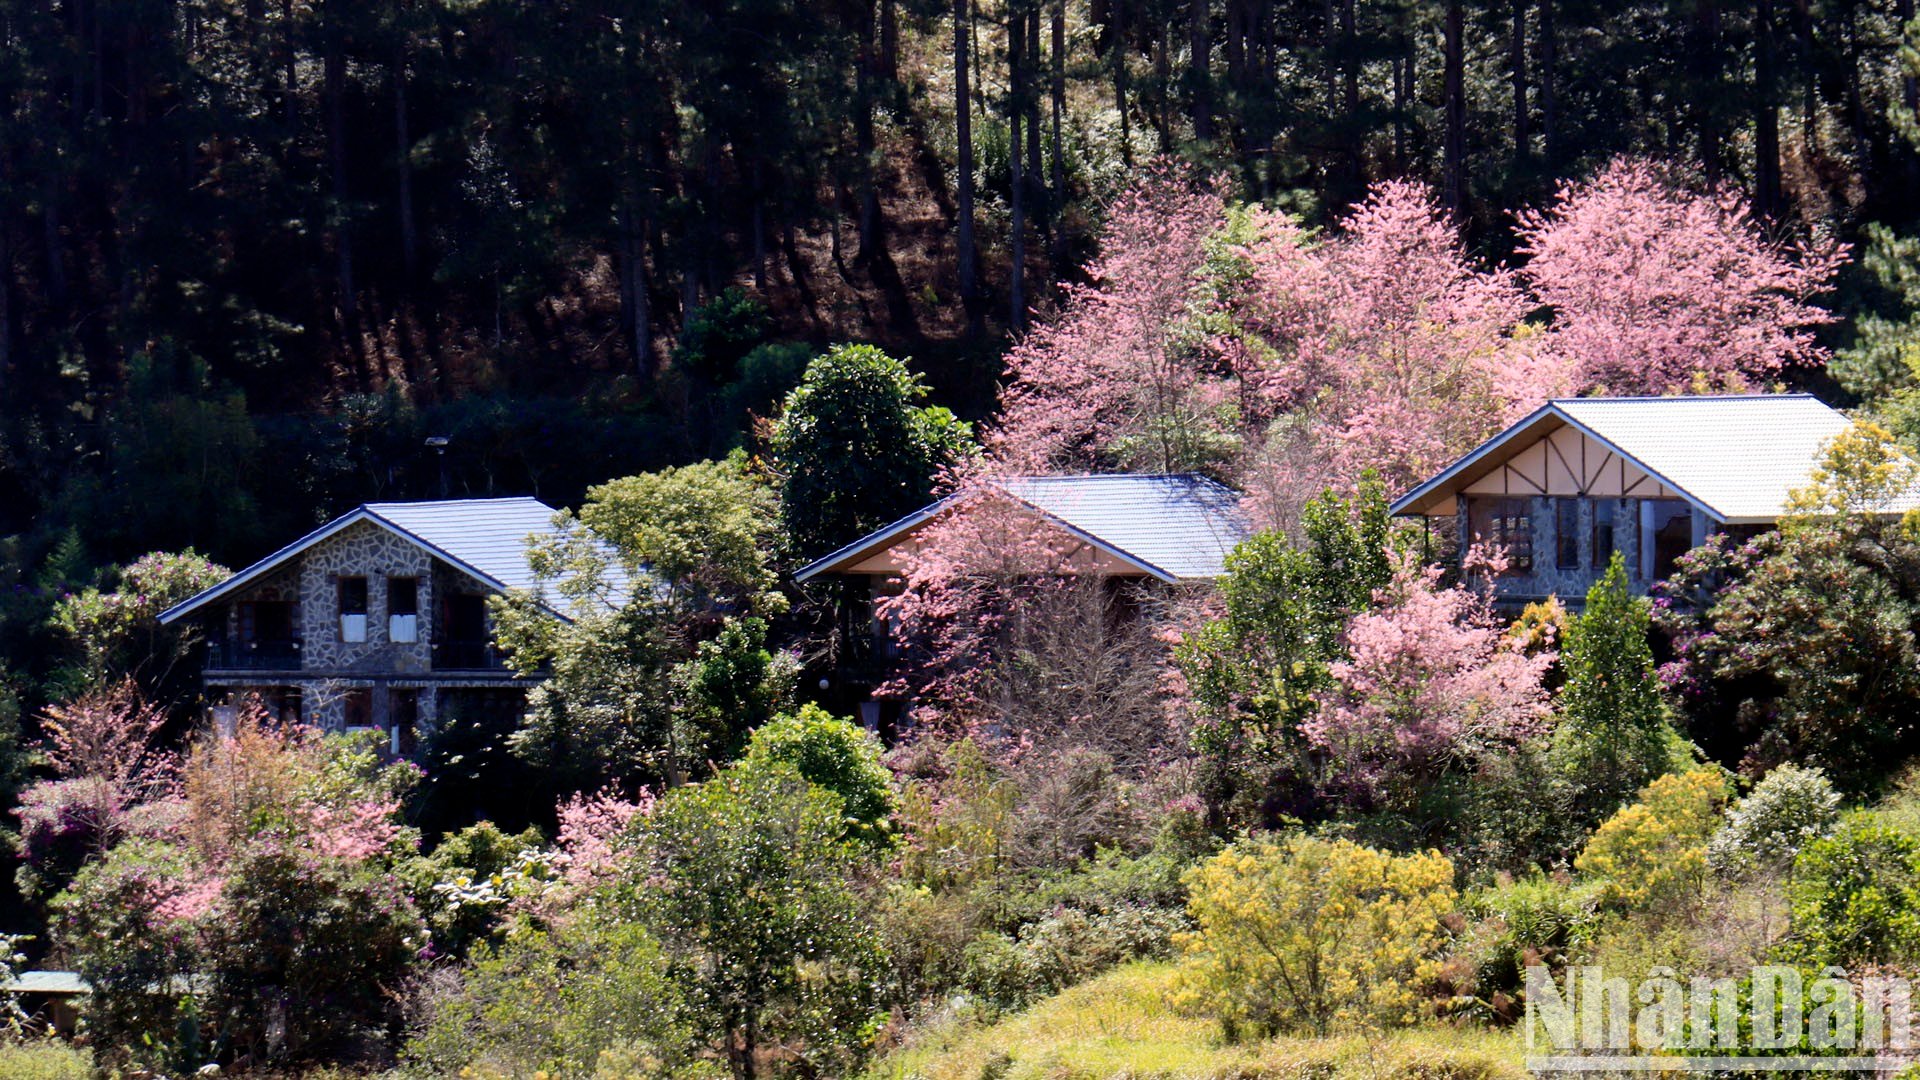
[1555,498,1580,570]
[1468,497,1533,575]
[342,688,373,730]
[1591,498,1619,571]
[388,577,419,643]
[338,577,368,642]
[390,690,419,756]
[1647,501,1694,581]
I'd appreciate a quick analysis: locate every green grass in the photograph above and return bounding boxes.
[865,962,1528,1080]
[0,1039,92,1080]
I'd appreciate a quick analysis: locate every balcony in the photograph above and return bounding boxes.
[207,639,303,671]
[431,640,513,673]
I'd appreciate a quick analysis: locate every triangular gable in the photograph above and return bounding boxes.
[792,485,1180,584]
[158,503,580,625]
[1392,403,1723,522]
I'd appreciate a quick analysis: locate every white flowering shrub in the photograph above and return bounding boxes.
[1707,763,1842,877]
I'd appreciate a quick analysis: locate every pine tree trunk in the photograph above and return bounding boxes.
[1010,2,1027,331]
[1696,0,1722,186]
[954,0,981,319]
[881,0,900,80]
[1444,0,1465,215]
[1112,0,1132,164]
[1902,0,1919,129]
[1755,0,1782,219]
[324,16,365,387]
[857,0,882,264]
[393,38,419,285]
[1539,0,1558,167]
[1190,0,1213,141]
[1050,0,1067,266]
[1511,0,1529,162]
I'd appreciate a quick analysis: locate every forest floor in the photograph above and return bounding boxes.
[862,962,1528,1080]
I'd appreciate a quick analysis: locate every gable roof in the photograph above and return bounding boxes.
[793,474,1252,584]
[1391,394,1920,524]
[158,497,626,625]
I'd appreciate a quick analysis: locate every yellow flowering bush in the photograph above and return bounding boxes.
[1175,835,1456,1037]
[1574,766,1729,911]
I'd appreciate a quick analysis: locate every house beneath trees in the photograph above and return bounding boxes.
[795,473,1252,725]
[1391,394,1920,605]
[158,497,614,750]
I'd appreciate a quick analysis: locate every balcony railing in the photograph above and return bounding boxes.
[207,639,303,671]
[432,640,512,672]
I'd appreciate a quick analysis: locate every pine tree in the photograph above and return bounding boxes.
[1553,551,1679,826]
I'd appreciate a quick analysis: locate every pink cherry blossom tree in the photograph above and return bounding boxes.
[1304,557,1553,808]
[991,164,1232,475]
[1516,157,1846,396]
[1229,181,1556,511]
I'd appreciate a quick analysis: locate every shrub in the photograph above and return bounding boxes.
[1707,764,1842,879]
[406,911,703,1078]
[1454,874,1603,1014]
[1574,767,1728,912]
[1176,835,1456,1037]
[1786,813,1920,966]
[744,704,894,845]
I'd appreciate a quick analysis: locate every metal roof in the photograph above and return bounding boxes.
[1392,394,1920,524]
[794,474,1252,583]
[4,971,89,995]
[159,497,628,624]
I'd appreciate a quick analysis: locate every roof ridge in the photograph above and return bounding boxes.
[1551,393,1817,404]
[365,496,547,509]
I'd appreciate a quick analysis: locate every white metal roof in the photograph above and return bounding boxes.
[793,474,1252,583]
[1392,394,1920,524]
[158,497,629,625]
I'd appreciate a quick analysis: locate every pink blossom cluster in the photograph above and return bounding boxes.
[1305,560,1553,798]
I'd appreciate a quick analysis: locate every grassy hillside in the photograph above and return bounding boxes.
[865,962,1527,1080]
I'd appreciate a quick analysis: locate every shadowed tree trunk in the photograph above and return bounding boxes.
[954,0,981,324]
[1190,0,1214,141]
[1511,0,1529,163]
[1755,0,1782,219]
[1444,0,1465,215]
[1009,0,1027,330]
[1539,0,1558,167]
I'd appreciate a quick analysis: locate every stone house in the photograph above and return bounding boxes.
[1390,394,1920,607]
[158,497,618,750]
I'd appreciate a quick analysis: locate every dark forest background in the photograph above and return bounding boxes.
[2,0,1919,698]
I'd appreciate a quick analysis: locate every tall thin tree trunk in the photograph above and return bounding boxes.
[1755,0,1782,219]
[1050,0,1067,265]
[881,0,899,80]
[393,38,419,285]
[1027,8,1044,207]
[1392,54,1407,171]
[1010,1,1027,330]
[1696,0,1723,186]
[1539,0,1558,168]
[1511,0,1529,163]
[1443,0,1465,215]
[1901,0,1919,130]
[1112,0,1132,164]
[857,0,882,263]
[324,16,365,387]
[954,0,980,320]
[1190,0,1213,141]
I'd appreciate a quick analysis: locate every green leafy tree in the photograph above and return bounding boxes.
[50,549,230,699]
[622,761,887,1080]
[493,457,792,792]
[1653,424,1920,792]
[1177,473,1396,825]
[768,344,975,560]
[744,704,895,846]
[1553,552,1685,827]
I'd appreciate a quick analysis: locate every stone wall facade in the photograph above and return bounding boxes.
[1456,494,1654,607]
[202,520,536,736]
